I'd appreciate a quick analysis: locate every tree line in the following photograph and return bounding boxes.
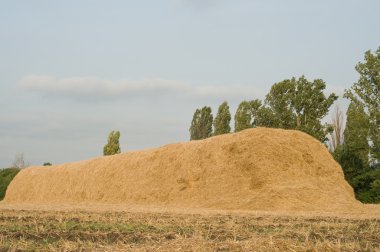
[190,75,337,142]
[189,47,380,203]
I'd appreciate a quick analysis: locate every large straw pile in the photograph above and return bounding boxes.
[4,128,360,212]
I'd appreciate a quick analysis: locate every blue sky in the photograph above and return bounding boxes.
[0,0,379,167]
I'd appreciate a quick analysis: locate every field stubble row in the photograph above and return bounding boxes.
[0,209,379,251]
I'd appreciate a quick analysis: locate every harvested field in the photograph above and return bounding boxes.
[4,128,363,213]
[0,208,379,251]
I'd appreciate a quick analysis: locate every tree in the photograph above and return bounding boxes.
[329,105,344,152]
[333,102,370,198]
[11,153,30,169]
[213,101,231,136]
[334,145,366,186]
[350,168,380,203]
[263,76,338,142]
[344,102,370,166]
[264,79,296,129]
[103,131,121,156]
[345,47,380,162]
[255,106,277,128]
[234,99,262,132]
[43,162,52,166]
[189,106,213,140]
[234,101,252,132]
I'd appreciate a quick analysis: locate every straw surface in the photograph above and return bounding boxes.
[4,128,361,212]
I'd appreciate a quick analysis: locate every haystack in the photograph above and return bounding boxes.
[4,128,360,211]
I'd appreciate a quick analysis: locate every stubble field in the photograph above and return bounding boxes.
[0,208,379,251]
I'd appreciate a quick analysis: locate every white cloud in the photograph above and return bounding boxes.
[20,74,264,101]
[21,75,189,96]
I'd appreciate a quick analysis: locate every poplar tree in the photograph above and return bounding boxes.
[344,102,370,166]
[329,105,344,152]
[234,99,262,132]
[213,101,231,135]
[189,106,213,140]
[334,102,370,184]
[345,47,380,161]
[103,131,121,156]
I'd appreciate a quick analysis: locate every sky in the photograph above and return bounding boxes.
[0,0,379,167]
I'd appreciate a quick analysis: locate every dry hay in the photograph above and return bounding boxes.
[4,128,363,212]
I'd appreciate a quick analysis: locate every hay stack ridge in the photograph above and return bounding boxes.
[4,128,360,211]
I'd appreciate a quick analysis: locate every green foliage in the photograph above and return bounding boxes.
[0,168,20,200]
[255,106,276,128]
[264,79,296,129]
[344,102,370,166]
[334,100,380,204]
[351,168,380,203]
[213,101,231,136]
[234,101,252,132]
[43,162,52,166]
[334,145,367,186]
[345,47,380,162]
[103,131,121,156]
[263,76,338,142]
[331,47,380,204]
[189,106,213,140]
[234,99,262,132]
[334,146,380,203]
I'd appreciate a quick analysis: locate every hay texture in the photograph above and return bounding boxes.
[4,128,360,212]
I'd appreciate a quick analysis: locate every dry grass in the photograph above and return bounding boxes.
[0,209,379,251]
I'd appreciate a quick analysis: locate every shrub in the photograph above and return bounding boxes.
[351,168,380,203]
[0,168,20,200]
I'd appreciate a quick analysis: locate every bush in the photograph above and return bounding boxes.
[351,168,380,203]
[333,144,380,204]
[0,168,20,200]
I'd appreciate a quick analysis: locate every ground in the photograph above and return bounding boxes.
[0,205,379,251]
